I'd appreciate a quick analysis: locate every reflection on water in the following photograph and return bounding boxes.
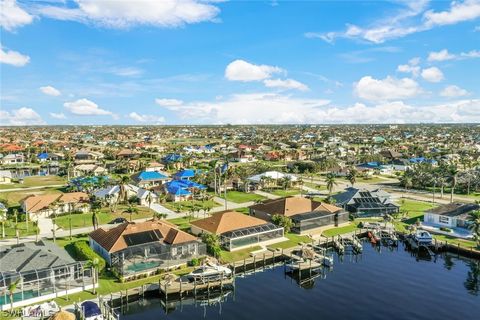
[121,242,480,320]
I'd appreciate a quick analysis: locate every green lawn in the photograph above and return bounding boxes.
[163,199,218,213]
[53,205,156,230]
[166,216,199,231]
[0,175,66,190]
[216,191,266,203]
[267,233,311,250]
[322,222,359,237]
[0,187,63,206]
[304,182,326,190]
[1,220,37,238]
[270,189,301,197]
[393,199,436,233]
[234,207,250,214]
[219,246,262,263]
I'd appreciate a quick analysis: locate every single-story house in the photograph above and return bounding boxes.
[190,211,285,251]
[0,170,13,184]
[164,179,206,202]
[89,220,205,277]
[117,149,140,159]
[332,187,399,217]
[94,184,158,206]
[0,240,94,311]
[131,171,169,188]
[73,164,107,177]
[249,197,348,234]
[172,169,196,180]
[21,192,90,219]
[424,202,480,230]
[247,171,298,190]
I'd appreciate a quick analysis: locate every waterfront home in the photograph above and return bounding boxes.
[423,202,480,231]
[332,187,399,217]
[249,197,348,234]
[1,154,25,165]
[0,240,94,311]
[0,170,13,184]
[73,164,107,177]
[89,220,205,278]
[94,184,157,206]
[190,211,285,251]
[131,170,169,188]
[21,192,90,219]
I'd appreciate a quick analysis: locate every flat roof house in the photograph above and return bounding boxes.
[89,220,205,278]
[424,202,479,231]
[190,211,284,251]
[332,187,399,217]
[0,240,94,311]
[249,197,348,235]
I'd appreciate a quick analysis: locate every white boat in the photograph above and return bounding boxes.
[413,230,433,245]
[188,264,232,282]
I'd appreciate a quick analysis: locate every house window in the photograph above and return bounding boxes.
[439,216,449,224]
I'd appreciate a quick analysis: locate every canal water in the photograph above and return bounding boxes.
[121,243,480,320]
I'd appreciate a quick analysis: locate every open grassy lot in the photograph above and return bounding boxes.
[166,216,199,231]
[219,246,262,263]
[53,205,156,230]
[216,191,265,203]
[393,199,436,233]
[0,187,63,206]
[270,189,301,197]
[267,233,311,250]
[0,175,66,190]
[163,199,218,213]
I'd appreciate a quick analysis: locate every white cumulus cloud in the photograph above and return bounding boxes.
[36,0,220,29]
[128,112,165,124]
[0,107,45,125]
[0,45,30,66]
[263,78,309,91]
[354,76,422,101]
[40,85,61,96]
[0,0,33,31]
[49,112,67,119]
[440,85,469,97]
[428,49,456,62]
[421,67,444,82]
[397,57,421,76]
[155,98,184,107]
[225,59,283,82]
[64,98,113,116]
[424,0,480,26]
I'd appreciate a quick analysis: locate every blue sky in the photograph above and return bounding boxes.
[1,0,479,125]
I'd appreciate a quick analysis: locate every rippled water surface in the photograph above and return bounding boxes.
[121,243,480,320]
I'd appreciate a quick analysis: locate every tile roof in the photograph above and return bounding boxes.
[22,192,89,213]
[249,197,342,217]
[89,220,197,253]
[191,211,267,234]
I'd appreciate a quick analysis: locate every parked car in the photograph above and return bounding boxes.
[108,217,128,224]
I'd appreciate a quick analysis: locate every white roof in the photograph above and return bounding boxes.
[247,171,298,183]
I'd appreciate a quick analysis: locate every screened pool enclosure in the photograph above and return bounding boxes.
[110,241,207,277]
[291,211,349,234]
[0,262,94,311]
[220,223,284,251]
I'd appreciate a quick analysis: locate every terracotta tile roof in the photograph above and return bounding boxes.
[249,197,342,217]
[89,220,197,253]
[190,211,267,234]
[22,192,89,213]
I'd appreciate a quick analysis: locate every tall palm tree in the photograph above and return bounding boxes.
[468,210,480,247]
[7,277,21,310]
[448,165,459,203]
[116,175,131,210]
[325,173,337,196]
[401,174,413,194]
[86,258,100,295]
[91,208,100,230]
[346,166,358,187]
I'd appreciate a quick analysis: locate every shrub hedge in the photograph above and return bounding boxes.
[72,240,106,273]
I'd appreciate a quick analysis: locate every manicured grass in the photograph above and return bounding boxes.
[234,207,250,214]
[304,182,326,190]
[216,191,265,203]
[163,200,218,213]
[53,205,156,230]
[270,189,301,197]
[0,187,62,206]
[267,233,311,250]
[1,220,37,238]
[432,234,477,248]
[393,199,436,233]
[167,216,199,231]
[322,223,359,237]
[219,246,262,263]
[0,176,67,190]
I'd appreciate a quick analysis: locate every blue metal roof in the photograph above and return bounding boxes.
[138,171,168,181]
[164,153,183,163]
[165,179,206,196]
[37,152,49,159]
[173,169,196,179]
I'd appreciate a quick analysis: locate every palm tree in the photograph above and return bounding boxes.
[145,190,154,210]
[468,210,480,247]
[0,211,6,239]
[401,174,413,194]
[33,221,40,242]
[7,277,21,310]
[448,165,459,203]
[325,173,337,196]
[125,205,138,222]
[346,167,357,187]
[91,208,100,230]
[86,258,100,295]
[116,175,131,210]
